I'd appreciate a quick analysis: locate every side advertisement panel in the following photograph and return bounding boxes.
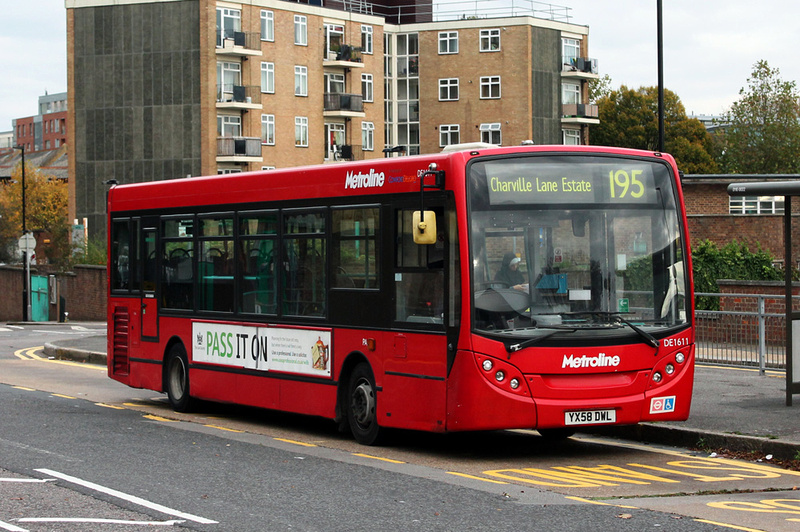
[192,322,332,378]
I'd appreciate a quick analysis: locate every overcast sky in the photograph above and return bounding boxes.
[2,0,798,132]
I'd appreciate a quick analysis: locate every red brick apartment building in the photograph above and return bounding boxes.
[12,92,68,153]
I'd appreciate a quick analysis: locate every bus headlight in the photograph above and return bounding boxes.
[652,372,663,383]
[675,352,685,364]
[510,378,520,389]
[666,363,675,375]
[482,359,493,371]
[495,371,505,382]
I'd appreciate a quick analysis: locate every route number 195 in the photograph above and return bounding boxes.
[609,169,645,199]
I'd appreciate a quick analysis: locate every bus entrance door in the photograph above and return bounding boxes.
[141,227,158,340]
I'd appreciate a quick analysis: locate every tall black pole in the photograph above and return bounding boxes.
[657,0,665,152]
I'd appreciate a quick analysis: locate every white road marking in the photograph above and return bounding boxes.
[34,469,217,524]
[0,520,27,532]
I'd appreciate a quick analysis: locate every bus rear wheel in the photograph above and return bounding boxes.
[347,363,382,445]
[165,343,193,413]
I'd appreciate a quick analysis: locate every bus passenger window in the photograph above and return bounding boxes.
[283,211,326,317]
[110,220,131,291]
[332,207,379,289]
[162,218,194,310]
[239,211,278,315]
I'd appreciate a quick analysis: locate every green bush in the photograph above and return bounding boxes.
[691,240,782,310]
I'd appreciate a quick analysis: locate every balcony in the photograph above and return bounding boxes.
[216,137,262,163]
[323,44,365,69]
[561,103,600,125]
[562,57,599,79]
[216,85,262,110]
[323,93,365,118]
[216,31,262,57]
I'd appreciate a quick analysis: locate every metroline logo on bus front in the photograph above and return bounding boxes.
[345,169,385,189]
[562,353,620,369]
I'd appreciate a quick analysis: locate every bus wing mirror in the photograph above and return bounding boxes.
[413,210,437,245]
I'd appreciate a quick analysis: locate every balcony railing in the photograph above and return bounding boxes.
[324,44,363,63]
[216,31,261,53]
[562,57,598,74]
[217,137,261,157]
[562,103,599,119]
[217,85,261,105]
[323,93,364,113]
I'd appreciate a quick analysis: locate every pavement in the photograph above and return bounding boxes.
[31,322,800,460]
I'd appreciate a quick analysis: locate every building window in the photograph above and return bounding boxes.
[361,25,373,54]
[261,10,274,41]
[480,123,501,145]
[324,24,344,59]
[217,115,241,137]
[562,81,581,104]
[480,29,500,51]
[295,66,308,96]
[729,196,785,214]
[295,117,309,147]
[261,62,274,94]
[362,121,375,151]
[294,15,307,46]
[261,114,275,145]
[439,78,459,101]
[362,73,374,102]
[562,37,580,67]
[439,124,460,147]
[325,72,345,94]
[216,61,241,102]
[438,31,458,54]
[216,7,241,47]
[480,76,501,99]
[562,129,581,145]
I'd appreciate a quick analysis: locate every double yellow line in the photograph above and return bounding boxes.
[13,346,106,371]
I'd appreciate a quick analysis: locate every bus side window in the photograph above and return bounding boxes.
[395,208,444,325]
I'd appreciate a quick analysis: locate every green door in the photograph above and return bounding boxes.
[31,275,49,322]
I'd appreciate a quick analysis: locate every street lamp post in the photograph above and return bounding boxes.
[14,145,30,322]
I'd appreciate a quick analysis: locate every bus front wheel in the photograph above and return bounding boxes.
[347,363,382,445]
[165,343,193,413]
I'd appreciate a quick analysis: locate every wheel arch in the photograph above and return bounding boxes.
[335,350,372,423]
[161,335,188,392]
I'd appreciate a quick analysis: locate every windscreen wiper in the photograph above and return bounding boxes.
[563,311,660,350]
[504,326,577,358]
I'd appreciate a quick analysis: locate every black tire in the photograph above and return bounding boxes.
[346,363,382,445]
[165,343,193,412]
[537,428,576,441]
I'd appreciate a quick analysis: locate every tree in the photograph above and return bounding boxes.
[719,60,800,173]
[0,163,70,265]
[592,85,719,174]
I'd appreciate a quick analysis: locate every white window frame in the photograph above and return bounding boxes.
[480,123,501,145]
[362,73,374,103]
[480,76,501,99]
[480,29,500,52]
[438,31,458,54]
[217,115,241,137]
[361,25,373,54]
[562,81,581,105]
[295,66,308,96]
[217,61,241,101]
[295,116,309,147]
[325,72,345,94]
[261,10,274,42]
[216,7,241,47]
[439,124,460,147]
[362,121,375,151]
[439,78,459,101]
[294,15,307,46]
[729,195,785,214]
[562,37,580,66]
[562,128,581,145]
[261,62,274,94]
[261,114,275,145]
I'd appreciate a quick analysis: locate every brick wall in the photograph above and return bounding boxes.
[0,265,106,322]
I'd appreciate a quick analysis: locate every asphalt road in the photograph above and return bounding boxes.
[1,324,798,531]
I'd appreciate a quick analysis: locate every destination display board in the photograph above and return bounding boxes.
[483,159,658,206]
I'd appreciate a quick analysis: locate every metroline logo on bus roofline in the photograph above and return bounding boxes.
[345,169,385,189]
[562,353,620,369]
